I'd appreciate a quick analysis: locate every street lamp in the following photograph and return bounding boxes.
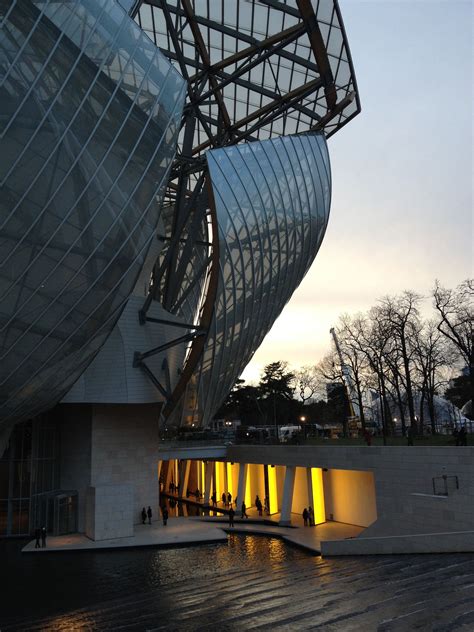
[300,415,307,439]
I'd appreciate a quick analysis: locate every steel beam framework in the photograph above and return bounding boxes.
[133,0,360,426]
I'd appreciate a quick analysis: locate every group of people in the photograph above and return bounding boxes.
[34,526,47,548]
[141,506,153,525]
[210,491,233,507]
[302,506,316,527]
[144,504,170,526]
[168,481,179,494]
[254,495,269,516]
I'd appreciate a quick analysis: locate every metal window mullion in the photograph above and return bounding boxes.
[1,41,175,336]
[0,81,186,386]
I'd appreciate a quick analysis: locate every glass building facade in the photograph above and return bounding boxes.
[173,132,331,425]
[0,2,361,535]
[0,0,185,426]
[0,416,60,536]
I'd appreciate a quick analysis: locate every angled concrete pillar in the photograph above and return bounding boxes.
[279,466,296,526]
[157,460,162,507]
[204,461,214,504]
[182,460,191,496]
[164,460,173,493]
[237,462,248,514]
[178,460,187,496]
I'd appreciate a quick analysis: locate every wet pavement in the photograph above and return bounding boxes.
[3,535,474,630]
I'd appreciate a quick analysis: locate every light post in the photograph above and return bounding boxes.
[300,415,307,440]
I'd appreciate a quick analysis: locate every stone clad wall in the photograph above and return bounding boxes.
[85,484,134,541]
[90,404,160,528]
[227,445,474,538]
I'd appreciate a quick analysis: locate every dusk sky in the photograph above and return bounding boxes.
[242,0,473,384]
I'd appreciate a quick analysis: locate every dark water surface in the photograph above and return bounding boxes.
[2,535,474,631]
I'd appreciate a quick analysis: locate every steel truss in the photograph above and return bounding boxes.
[131,0,360,425]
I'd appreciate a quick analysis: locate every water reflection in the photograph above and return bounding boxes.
[3,537,474,630]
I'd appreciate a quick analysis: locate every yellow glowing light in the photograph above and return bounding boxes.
[226,462,233,497]
[311,467,325,524]
[214,461,221,495]
[200,461,205,491]
[268,465,278,514]
[245,467,251,507]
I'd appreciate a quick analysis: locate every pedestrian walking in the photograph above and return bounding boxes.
[308,506,314,527]
[256,495,262,516]
[264,497,269,515]
[229,507,235,528]
[41,526,47,548]
[241,501,248,518]
[162,506,169,526]
[211,491,217,507]
[34,527,41,549]
[302,508,309,526]
[147,506,152,524]
[141,507,147,524]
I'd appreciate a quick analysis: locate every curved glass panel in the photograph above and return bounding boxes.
[0,0,185,424]
[178,132,331,426]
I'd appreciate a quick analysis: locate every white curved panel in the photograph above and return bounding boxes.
[188,132,331,425]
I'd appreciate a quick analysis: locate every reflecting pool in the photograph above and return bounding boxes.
[2,535,474,630]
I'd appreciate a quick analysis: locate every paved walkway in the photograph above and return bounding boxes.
[23,517,361,555]
[22,518,227,553]
[194,515,363,553]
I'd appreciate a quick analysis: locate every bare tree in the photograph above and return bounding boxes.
[413,320,457,434]
[433,279,473,377]
[336,314,371,430]
[316,350,349,436]
[293,365,322,405]
[378,292,422,433]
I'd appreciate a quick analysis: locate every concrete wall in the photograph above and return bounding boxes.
[292,466,308,514]
[321,530,474,556]
[323,469,377,528]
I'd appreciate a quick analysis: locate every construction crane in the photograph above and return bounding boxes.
[329,327,360,435]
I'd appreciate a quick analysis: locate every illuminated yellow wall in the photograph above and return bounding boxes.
[323,469,377,527]
[267,465,278,514]
[213,461,227,497]
[225,463,236,498]
[248,463,265,506]
[311,468,325,525]
[276,466,285,510]
[245,465,252,507]
[200,461,205,492]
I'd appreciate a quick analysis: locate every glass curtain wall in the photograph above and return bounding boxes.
[0,416,59,536]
